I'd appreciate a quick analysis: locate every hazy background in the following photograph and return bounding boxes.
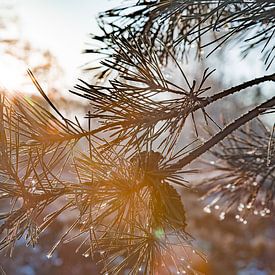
[1,0,120,92]
[1,0,273,94]
[0,1,274,275]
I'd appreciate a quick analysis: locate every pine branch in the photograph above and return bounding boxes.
[206,72,275,103]
[77,36,275,154]
[199,119,275,215]
[1,2,275,273]
[168,96,275,171]
[75,62,275,152]
[86,0,275,71]
[68,149,199,274]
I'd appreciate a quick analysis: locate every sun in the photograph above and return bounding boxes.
[0,53,29,92]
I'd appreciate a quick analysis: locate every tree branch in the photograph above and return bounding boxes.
[68,73,275,142]
[205,72,275,104]
[168,96,275,171]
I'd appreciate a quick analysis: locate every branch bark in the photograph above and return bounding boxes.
[167,96,275,171]
[204,72,275,104]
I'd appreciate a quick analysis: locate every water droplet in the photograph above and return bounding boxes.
[210,161,215,165]
[219,212,225,220]
[139,267,142,272]
[235,214,240,220]
[253,210,258,215]
[238,203,244,212]
[243,220,247,224]
[214,205,220,210]
[187,265,191,269]
[46,253,52,259]
[256,158,263,163]
[83,253,89,258]
[252,181,258,186]
[203,206,211,213]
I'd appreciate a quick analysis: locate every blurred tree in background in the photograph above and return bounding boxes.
[0,3,86,113]
[0,1,275,274]
[0,4,63,95]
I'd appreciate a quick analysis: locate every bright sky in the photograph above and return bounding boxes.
[0,0,121,93]
[15,0,118,78]
[0,0,273,100]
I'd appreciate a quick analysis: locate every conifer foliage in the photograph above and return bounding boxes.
[1,1,275,274]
